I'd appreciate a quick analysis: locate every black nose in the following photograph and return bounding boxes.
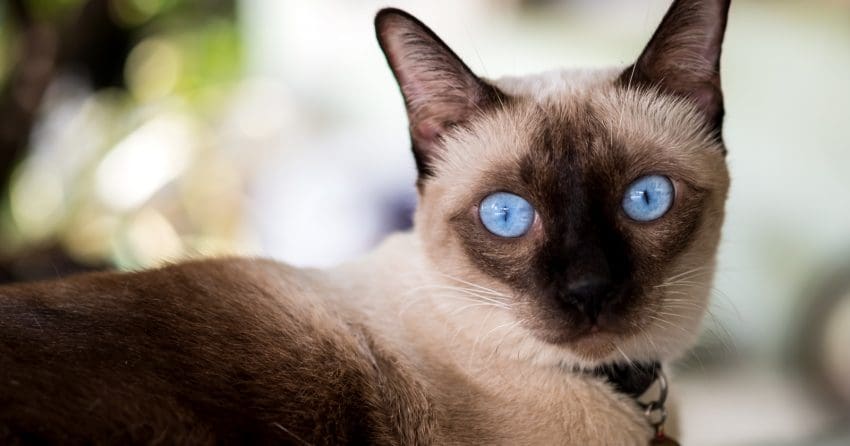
[562,276,613,322]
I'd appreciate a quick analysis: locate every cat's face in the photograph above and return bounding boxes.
[377,0,731,367]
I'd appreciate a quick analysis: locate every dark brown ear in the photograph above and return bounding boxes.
[621,0,731,131]
[375,8,505,180]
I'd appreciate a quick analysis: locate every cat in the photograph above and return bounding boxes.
[0,0,731,444]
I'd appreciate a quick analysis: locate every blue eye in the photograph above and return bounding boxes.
[479,192,535,238]
[622,175,674,222]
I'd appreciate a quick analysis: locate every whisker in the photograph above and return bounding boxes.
[637,326,662,357]
[646,314,691,335]
[483,320,524,364]
[404,285,511,310]
[654,279,707,289]
[451,301,510,316]
[404,284,508,301]
[655,310,689,319]
[398,292,509,318]
[664,266,713,282]
[614,345,633,366]
[432,272,507,297]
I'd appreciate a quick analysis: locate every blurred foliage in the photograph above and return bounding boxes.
[0,0,247,271]
[0,4,11,87]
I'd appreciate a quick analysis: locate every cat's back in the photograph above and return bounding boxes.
[0,258,436,445]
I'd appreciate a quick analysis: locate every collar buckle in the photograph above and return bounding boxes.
[639,368,668,430]
[640,369,681,446]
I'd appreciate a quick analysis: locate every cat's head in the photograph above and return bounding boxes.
[376,0,731,367]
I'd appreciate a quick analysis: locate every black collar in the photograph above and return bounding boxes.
[590,361,660,399]
[588,361,679,444]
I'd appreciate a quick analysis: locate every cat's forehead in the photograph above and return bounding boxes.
[433,68,726,195]
[492,68,621,101]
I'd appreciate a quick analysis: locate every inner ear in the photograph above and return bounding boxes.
[620,0,731,131]
[375,8,506,180]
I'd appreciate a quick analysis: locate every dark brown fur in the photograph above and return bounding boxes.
[0,259,437,445]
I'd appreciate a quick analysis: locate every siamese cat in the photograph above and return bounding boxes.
[0,0,731,444]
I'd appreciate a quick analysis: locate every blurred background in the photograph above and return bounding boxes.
[0,0,848,444]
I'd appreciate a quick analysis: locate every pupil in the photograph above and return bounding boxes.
[642,189,651,205]
[501,206,509,222]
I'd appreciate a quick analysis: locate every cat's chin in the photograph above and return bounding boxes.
[544,331,639,367]
[562,332,621,361]
[525,325,662,368]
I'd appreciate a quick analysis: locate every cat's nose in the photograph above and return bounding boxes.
[563,276,613,321]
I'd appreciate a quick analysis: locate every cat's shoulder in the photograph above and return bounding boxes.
[0,256,351,363]
[0,256,310,309]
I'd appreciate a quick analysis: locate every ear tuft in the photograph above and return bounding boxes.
[621,0,731,130]
[375,8,505,180]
